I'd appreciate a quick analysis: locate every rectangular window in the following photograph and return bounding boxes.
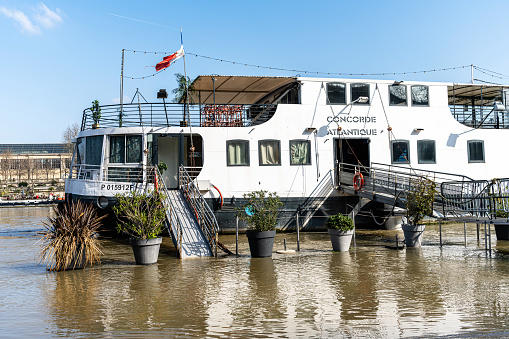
[411,85,429,106]
[227,140,249,166]
[326,83,346,105]
[468,140,485,163]
[290,140,311,165]
[389,84,407,106]
[351,83,370,104]
[417,140,436,164]
[85,135,103,165]
[110,135,143,164]
[259,140,281,166]
[126,135,142,163]
[110,136,125,163]
[76,138,84,164]
[391,140,410,163]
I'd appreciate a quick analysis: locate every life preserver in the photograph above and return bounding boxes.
[353,172,364,191]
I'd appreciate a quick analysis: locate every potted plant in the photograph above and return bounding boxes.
[237,190,283,258]
[91,100,101,129]
[38,200,106,271]
[326,213,355,252]
[113,189,167,265]
[402,176,436,247]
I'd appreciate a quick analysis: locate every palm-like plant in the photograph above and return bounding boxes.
[39,201,106,271]
[172,73,196,103]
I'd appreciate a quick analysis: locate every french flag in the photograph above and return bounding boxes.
[155,45,185,72]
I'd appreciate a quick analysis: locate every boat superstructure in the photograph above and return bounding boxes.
[65,75,509,244]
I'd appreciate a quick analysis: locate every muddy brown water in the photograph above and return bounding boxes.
[1,206,509,338]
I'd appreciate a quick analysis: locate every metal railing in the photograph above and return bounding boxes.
[178,165,218,256]
[153,167,183,258]
[81,103,277,130]
[450,105,509,129]
[69,164,149,183]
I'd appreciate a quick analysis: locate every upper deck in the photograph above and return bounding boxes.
[81,76,509,131]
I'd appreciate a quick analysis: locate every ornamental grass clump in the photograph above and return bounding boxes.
[237,190,283,231]
[39,200,106,271]
[326,213,354,231]
[405,176,436,225]
[113,190,166,239]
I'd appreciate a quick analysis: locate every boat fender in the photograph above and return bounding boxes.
[353,172,364,191]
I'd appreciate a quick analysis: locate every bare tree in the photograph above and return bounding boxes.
[61,123,80,153]
[0,150,12,183]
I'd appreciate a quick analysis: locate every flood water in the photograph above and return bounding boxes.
[1,206,509,338]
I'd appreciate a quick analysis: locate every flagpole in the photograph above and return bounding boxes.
[120,49,124,117]
[181,28,195,166]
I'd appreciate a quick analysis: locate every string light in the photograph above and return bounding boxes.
[121,49,507,83]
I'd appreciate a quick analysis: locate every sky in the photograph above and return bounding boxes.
[1,0,509,144]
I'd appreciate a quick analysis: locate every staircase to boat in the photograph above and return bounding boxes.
[155,166,228,258]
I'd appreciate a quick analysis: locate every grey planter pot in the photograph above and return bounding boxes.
[494,222,509,240]
[246,230,276,258]
[328,228,354,252]
[402,224,425,247]
[130,237,162,265]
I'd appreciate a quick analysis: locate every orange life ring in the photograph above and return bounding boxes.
[353,172,364,191]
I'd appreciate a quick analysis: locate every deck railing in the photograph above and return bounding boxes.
[450,105,509,129]
[178,165,218,256]
[81,103,277,130]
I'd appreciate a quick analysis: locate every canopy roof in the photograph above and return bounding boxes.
[448,84,509,106]
[189,75,296,104]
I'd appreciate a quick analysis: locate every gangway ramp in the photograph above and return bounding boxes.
[165,190,213,258]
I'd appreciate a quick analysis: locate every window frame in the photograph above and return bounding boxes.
[411,85,430,107]
[326,82,347,105]
[391,140,410,164]
[388,84,408,106]
[108,134,143,164]
[467,140,485,163]
[417,139,436,164]
[258,139,281,166]
[289,139,312,166]
[350,83,370,105]
[226,139,250,166]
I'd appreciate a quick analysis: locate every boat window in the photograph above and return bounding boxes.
[326,83,346,105]
[391,140,410,163]
[85,135,103,165]
[227,140,249,166]
[389,84,407,106]
[259,140,281,166]
[290,140,311,165]
[351,83,370,104]
[126,135,142,163]
[110,135,143,164]
[467,140,485,163]
[411,85,429,106]
[417,140,436,164]
[76,138,84,164]
[279,86,300,104]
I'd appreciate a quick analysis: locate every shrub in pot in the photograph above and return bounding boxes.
[402,176,436,247]
[113,190,167,265]
[326,213,355,252]
[39,200,106,271]
[237,190,283,258]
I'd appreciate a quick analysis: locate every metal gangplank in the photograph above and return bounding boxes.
[336,162,474,218]
[155,167,218,258]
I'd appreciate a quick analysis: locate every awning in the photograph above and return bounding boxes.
[189,75,297,105]
[448,84,509,106]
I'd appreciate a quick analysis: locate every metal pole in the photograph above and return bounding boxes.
[352,210,356,248]
[464,222,467,247]
[488,221,492,257]
[476,223,480,242]
[471,64,474,84]
[236,216,239,256]
[120,49,124,117]
[439,220,442,247]
[484,221,488,256]
[396,234,399,250]
[296,208,300,251]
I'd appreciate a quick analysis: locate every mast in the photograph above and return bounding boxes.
[120,49,125,117]
[181,28,195,166]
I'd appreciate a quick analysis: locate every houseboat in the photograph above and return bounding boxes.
[64,75,509,233]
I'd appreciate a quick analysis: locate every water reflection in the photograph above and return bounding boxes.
[3,209,509,337]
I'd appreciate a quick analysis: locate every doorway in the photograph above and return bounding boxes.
[335,138,370,176]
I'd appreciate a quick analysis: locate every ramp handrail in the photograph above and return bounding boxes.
[153,167,183,258]
[178,165,218,257]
